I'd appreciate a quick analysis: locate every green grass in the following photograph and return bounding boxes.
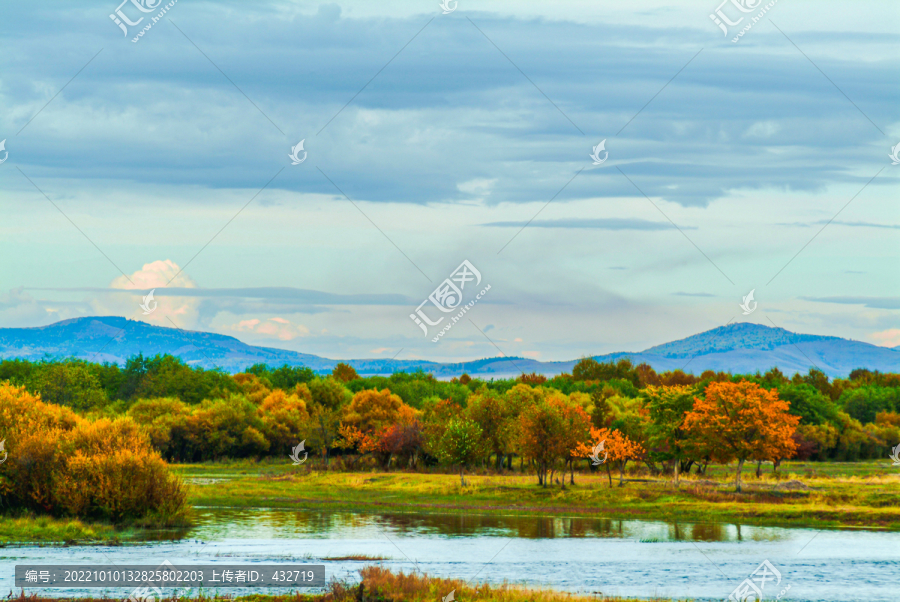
[0,515,122,544]
[179,458,900,531]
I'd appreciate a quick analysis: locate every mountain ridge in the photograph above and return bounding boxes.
[0,316,897,378]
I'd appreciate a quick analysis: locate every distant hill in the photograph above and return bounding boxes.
[0,317,897,378]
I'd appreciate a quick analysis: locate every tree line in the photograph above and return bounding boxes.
[1,355,899,493]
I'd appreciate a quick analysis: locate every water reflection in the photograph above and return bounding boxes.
[191,507,786,543]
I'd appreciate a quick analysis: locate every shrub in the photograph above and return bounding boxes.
[0,383,188,524]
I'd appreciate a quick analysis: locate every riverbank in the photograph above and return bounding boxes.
[5,459,897,544]
[182,459,900,531]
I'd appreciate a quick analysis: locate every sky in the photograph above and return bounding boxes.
[0,0,898,363]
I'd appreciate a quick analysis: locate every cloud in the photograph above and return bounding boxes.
[802,296,900,310]
[232,317,310,341]
[98,260,200,327]
[482,218,695,230]
[780,220,900,229]
[30,286,413,306]
[870,329,900,348]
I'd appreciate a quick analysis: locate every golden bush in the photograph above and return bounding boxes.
[0,383,188,524]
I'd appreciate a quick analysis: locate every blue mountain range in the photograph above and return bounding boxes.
[0,316,897,378]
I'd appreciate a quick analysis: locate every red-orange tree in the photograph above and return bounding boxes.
[577,427,644,487]
[683,381,800,492]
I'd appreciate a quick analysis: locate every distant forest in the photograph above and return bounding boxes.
[1,354,898,470]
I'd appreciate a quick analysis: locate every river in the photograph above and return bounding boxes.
[3,508,898,601]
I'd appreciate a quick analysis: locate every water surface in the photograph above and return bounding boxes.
[3,508,898,601]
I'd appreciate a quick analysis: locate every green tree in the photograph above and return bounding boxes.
[644,385,696,483]
[309,377,352,411]
[435,418,484,486]
[36,362,108,411]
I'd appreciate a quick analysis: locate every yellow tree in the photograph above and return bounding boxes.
[341,388,405,433]
[683,381,800,492]
[258,388,311,452]
[577,427,644,487]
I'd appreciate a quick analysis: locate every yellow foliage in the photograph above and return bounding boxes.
[0,382,188,523]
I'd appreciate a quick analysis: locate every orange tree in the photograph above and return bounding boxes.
[683,381,800,492]
[342,388,405,433]
[502,384,543,470]
[577,427,644,488]
[552,392,592,485]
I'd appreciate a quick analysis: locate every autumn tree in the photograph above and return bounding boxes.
[257,388,311,453]
[683,381,800,492]
[498,384,543,470]
[577,427,644,487]
[342,388,405,433]
[233,373,272,404]
[555,392,592,485]
[517,372,548,385]
[332,362,360,383]
[517,392,587,487]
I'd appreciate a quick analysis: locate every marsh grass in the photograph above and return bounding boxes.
[184,459,900,530]
[0,515,119,544]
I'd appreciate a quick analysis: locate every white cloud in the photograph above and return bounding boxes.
[98,260,200,327]
[231,317,311,341]
[870,329,900,348]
